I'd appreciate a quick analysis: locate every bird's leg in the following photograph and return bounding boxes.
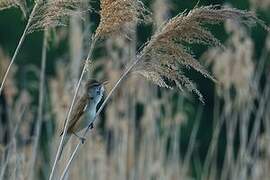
[73,133,86,144]
[88,122,94,130]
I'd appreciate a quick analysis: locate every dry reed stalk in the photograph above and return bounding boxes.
[95,0,151,38]
[0,55,36,179]
[0,0,27,17]
[0,49,17,106]
[27,30,48,180]
[0,89,33,180]
[49,63,71,132]
[69,15,83,81]
[253,109,270,180]
[0,2,39,96]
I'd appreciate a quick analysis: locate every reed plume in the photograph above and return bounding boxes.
[0,0,27,17]
[135,5,269,102]
[27,0,89,34]
[95,0,151,38]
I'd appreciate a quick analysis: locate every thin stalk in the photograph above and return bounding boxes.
[0,107,26,180]
[183,107,202,170]
[0,2,39,95]
[48,35,97,180]
[60,56,141,180]
[28,30,48,180]
[201,105,227,179]
[247,75,270,151]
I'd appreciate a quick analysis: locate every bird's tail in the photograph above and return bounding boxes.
[58,134,71,161]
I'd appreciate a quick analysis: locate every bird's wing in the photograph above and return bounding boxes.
[60,96,89,135]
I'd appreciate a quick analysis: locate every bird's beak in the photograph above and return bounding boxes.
[100,80,109,94]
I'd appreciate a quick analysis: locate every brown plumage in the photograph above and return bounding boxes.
[60,95,90,135]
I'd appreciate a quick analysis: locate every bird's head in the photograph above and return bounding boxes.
[85,79,107,104]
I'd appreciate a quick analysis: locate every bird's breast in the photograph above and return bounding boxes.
[73,107,96,133]
[85,108,96,123]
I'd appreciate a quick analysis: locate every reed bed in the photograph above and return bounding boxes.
[0,0,270,179]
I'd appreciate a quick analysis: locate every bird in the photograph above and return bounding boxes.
[58,79,106,159]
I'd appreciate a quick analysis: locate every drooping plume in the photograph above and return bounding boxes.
[0,0,27,17]
[135,5,269,102]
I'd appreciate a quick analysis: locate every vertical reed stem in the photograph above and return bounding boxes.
[28,29,48,180]
[0,2,39,95]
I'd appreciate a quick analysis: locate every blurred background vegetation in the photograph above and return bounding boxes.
[1,0,270,179]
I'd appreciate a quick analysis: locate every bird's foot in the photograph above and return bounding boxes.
[88,122,94,130]
[74,133,86,144]
[80,137,86,144]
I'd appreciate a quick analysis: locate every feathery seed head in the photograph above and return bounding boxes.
[95,0,151,38]
[135,5,269,102]
[27,0,90,34]
[0,0,27,17]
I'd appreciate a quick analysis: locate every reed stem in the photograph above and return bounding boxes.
[0,2,39,95]
[28,29,48,180]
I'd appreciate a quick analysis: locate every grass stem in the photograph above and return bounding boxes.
[28,29,47,180]
[0,2,39,95]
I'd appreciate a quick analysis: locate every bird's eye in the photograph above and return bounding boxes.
[96,85,102,90]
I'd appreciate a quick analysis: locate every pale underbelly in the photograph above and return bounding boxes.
[73,111,95,133]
